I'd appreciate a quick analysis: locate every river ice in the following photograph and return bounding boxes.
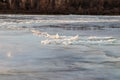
[0,15,120,80]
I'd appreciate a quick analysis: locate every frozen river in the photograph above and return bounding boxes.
[0,15,120,80]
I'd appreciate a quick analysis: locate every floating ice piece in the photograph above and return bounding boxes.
[30,29,119,46]
[31,30,41,35]
[69,35,79,41]
[55,33,60,39]
[88,36,97,40]
[41,40,51,45]
[107,39,116,42]
[88,36,113,40]
[62,41,72,45]
[46,33,61,39]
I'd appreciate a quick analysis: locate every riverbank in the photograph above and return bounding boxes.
[0,10,119,15]
[0,0,120,15]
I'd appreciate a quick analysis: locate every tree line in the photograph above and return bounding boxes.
[0,0,120,15]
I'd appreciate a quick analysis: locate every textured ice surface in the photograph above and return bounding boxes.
[0,15,120,80]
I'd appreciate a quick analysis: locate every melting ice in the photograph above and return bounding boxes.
[0,15,120,80]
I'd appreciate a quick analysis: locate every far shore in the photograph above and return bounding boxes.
[0,10,120,15]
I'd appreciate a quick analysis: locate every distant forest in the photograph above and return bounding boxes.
[0,0,120,15]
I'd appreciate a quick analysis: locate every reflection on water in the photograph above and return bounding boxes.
[7,51,12,58]
[0,15,120,80]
